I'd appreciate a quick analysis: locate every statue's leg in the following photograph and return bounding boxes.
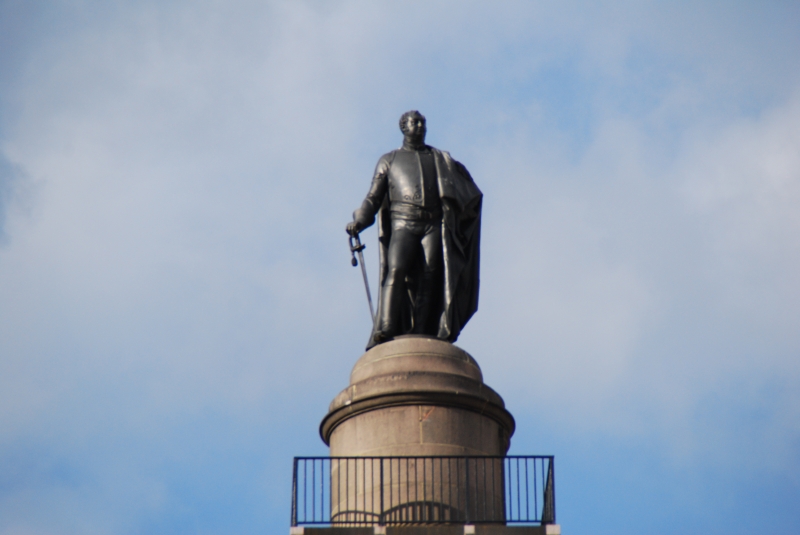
[376,226,420,341]
[414,224,443,335]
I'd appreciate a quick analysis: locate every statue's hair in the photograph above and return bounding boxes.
[399,110,426,134]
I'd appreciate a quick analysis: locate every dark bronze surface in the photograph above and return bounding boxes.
[347,111,482,348]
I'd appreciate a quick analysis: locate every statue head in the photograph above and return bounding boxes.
[399,110,426,144]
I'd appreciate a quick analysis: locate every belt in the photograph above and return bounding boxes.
[390,202,442,221]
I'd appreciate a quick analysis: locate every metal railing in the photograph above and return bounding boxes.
[291,456,554,526]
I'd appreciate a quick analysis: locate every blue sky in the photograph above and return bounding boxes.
[1,1,799,534]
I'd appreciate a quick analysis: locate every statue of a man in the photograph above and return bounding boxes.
[347,111,482,348]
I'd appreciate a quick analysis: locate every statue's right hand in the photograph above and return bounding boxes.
[346,220,362,236]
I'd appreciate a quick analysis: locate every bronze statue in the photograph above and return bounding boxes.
[347,111,482,348]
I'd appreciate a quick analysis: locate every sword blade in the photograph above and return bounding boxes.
[357,249,375,324]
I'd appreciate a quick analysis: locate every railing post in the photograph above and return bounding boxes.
[311,459,315,522]
[464,456,470,524]
[542,457,555,525]
[379,458,385,525]
[291,458,298,527]
[550,456,556,524]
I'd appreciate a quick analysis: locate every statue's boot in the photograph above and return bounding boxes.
[374,283,402,343]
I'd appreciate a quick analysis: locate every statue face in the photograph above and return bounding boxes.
[404,114,426,140]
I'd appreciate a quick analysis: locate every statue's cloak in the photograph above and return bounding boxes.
[367,148,482,349]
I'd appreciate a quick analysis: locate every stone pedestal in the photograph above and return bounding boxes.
[320,336,515,524]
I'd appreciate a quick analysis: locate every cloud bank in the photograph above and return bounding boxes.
[1,1,798,534]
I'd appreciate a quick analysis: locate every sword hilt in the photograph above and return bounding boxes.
[349,234,365,266]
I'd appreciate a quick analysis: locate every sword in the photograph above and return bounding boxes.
[349,233,375,325]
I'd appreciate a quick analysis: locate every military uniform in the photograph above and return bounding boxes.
[353,140,481,348]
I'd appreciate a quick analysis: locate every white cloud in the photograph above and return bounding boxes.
[464,89,800,473]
